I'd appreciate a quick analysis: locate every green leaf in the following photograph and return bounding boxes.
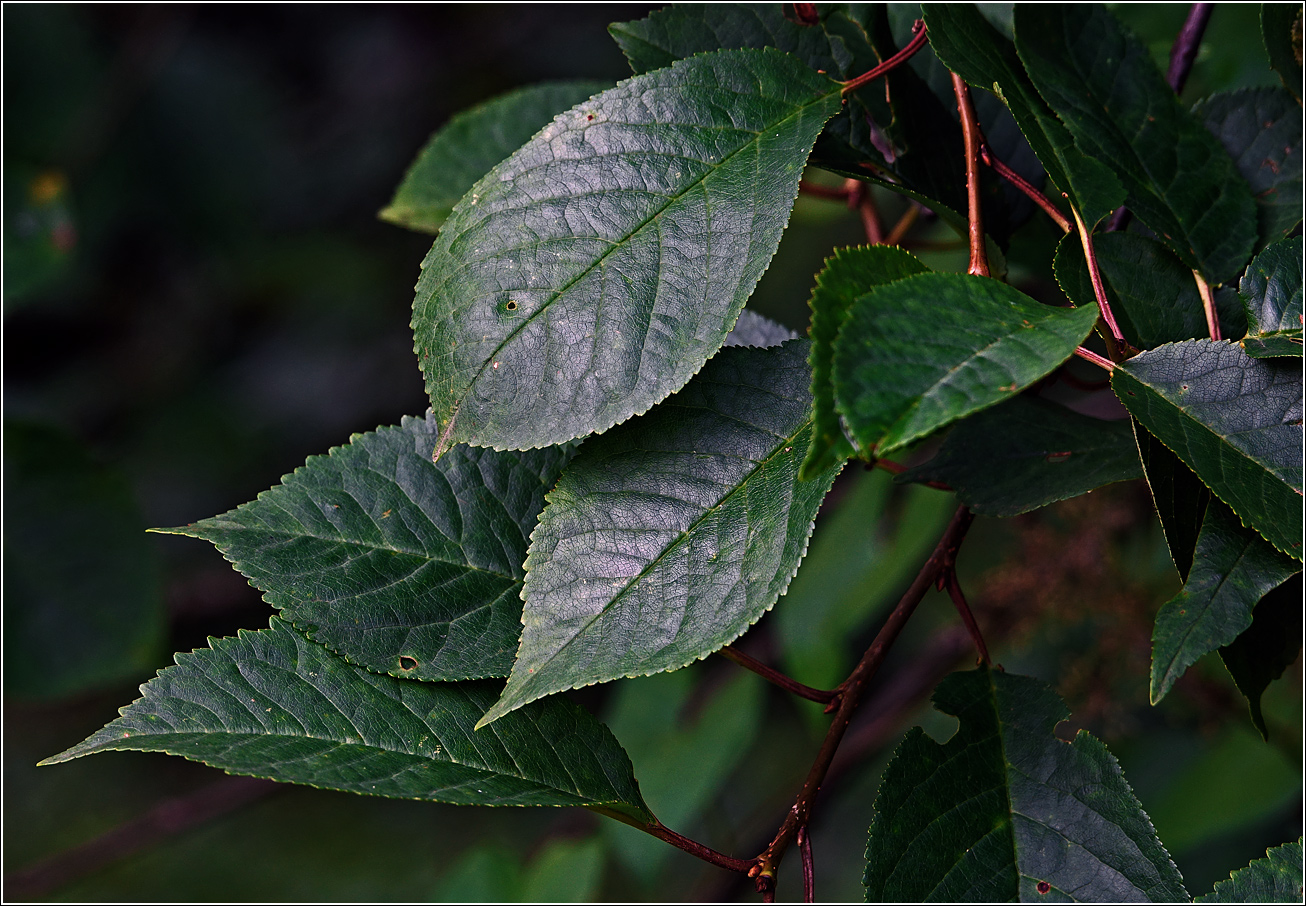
[1262,4,1304,101]
[1054,232,1215,351]
[832,273,1100,456]
[1195,88,1303,250]
[158,417,574,682]
[802,245,929,480]
[1150,500,1300,704]
[41,618,654,824]
[1111,340,1304,559]
[3,420,165,700]
[1197,838,1304,903]
[1239,235,1304,358]
[922,2,1126,227]
[863,666,1187,902]
[1220,573,1304,739]
[380,81,610,235]
[723,309,797,349]
[413,48,843,456]
[478,341,841,726]
[898,395,1142,517]
[1134,420,1211,582]
[1014,5,1257,283]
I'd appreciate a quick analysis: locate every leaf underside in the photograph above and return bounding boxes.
[899,395,1142,517]
[832,272,1100,457]
[41,618,653,824]
[864,666,1187,902]
[1111,340,1304,560]
[159,416,574,681]
[412,47,842,455]
[479,340,841,726]
[1150,499,1300,704]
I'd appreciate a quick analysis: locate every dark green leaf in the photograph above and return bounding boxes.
[802,245,929,479]
[1111,340,1304,559]
[1220,573,1304,739]
[922,3,1126,227]
[1239,235,1304,358]
[1197,838,1304,903]
[1150,500,1300,703]
[1262,4,1304,101]
[413,48,842,455]
[898,395,1142,517]
[3,420,165,700]
[380,81,610,235]
[1195,88,1303,249]
[832,273,1100,456]
[863,666,1187,902]
[1054,232,1215,351]
[723,309,797,349]
[157,416,575,682]
[1015,5,1257,282]
[1134,420,1211,583]
[41,618,654,824]
[478,341,841,726]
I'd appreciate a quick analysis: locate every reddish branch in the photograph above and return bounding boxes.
[980,142,1071,233]
[951,73,990,277]
[874,457,952,492]
[841,19,929,94]
[943,570,990,665]
[1070,205,1127,349]
[719,645,836,705]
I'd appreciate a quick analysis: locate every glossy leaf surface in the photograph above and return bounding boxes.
[1220,574,1304,739]
[1111,340,1304,559]
[922,2,1125,227]
[413,48,842,455]
[380,81,609,234]
[1197,838,1304,903]
[864,667,1186,902]
[42,618,653,823]
[832,273,1099,456]
[803,245,928,479]
[1015,5,1256,283]
[1150,500,1300,704]
[1239,236,1304,359]
[1195,88,1303,249]
[479,341,841,726]
[899,395,1141,517]
[159,416,575,681]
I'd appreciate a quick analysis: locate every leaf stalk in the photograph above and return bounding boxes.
[718,645,836,704]
[840,19,928,95]
[1070,205,1126,348]
[1194,269,1222,341]
[979,142,1071,233]
[951,72,990,277]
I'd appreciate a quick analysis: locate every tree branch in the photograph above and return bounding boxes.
[951,73,989,277]
[1074,346,1117,372]
[841,19,929,95]
[751,505,976,893]
[1167,3,1215,94]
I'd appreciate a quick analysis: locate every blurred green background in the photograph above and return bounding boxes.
[4,4,1299,902]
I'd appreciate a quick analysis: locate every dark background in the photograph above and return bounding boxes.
[4,4,1300,901]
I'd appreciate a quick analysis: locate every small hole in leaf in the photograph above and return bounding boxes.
[505,300,517,311]
[399,656,418,671]
[1037,881,1051,895]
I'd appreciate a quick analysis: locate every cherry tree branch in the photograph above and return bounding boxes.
[951,73,989,277]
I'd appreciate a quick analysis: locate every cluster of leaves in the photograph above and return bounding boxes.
[45,3,1303,901]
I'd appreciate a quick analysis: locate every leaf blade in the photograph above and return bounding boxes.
[413,48,843,454]
[1239,235,1304,359]
[40,618,654,823]
[479,340,841,725]
[158,416,575,681]
[1197,838,1304,903]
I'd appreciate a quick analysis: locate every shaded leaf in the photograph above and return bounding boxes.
[864,666,1187,902]
[478,341,841,726]
[1195,88,1303,249]
[1015,5,1257,283]
[3,420,166,700]
[922,3,1126,227]
[1239,235,1304,358]
[159,416,574,681]
[832,273,1100,456]
[898,395,1142,517]
[802,245,929,479]
[1134,420,1211,583]
[1150,500,1300,704]
[1262,4,1304,101]
[413,48,843,455]
[380,81,610,235]
[722,309,797,349]
[1220,573,1304,739]
[41,618,653,823]
[1111,340,1304,559]
[1197,838,1304,903]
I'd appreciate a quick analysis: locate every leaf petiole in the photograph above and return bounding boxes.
[840,19,928,95]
